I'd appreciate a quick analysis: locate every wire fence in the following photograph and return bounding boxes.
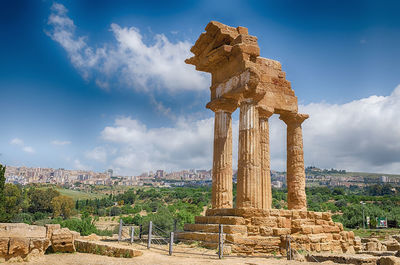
[116,219,320,261]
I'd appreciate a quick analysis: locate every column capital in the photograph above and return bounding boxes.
[206,98,238,113]
[258,106,274,119]
[279,112,309,126]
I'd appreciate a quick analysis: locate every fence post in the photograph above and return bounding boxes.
[147,221,152,249]
[130,226,135,244]
[139,224,143,239]
[218,224,224,259]
[286,235,292,260]
[118,219,123,242]
[169,232,174,256]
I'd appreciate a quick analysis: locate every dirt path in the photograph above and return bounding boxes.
[13,242,333,265]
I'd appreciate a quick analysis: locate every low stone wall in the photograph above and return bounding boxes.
[179,208,361,255]
[74,239,142,258]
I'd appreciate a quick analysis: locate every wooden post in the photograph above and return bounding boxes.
[130,226,135,244]
[147,221,152,249]
[169,232,174,256]
[139,225,143,239]
[218,224,223,259]
[118,219,123,242]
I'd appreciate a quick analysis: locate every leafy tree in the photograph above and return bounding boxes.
[12,213,33,224]
[0,164,6,221]
[28,187,60,213]
[3,184,23,221]
[110,206,121,216]
[51,195,74,219]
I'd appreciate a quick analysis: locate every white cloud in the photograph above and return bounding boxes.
[92,85,400,176]
[22,146,35,153]
[51,140,71,146]
[100,116,215,175]
[74,159,90,170]
[85,147,107,163]
[46,3,208,93]
[299,85,400,174]
[10,138,35,154]
[10,138,24,146]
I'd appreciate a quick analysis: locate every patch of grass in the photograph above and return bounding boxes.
[353,228,400,239]
[55,188,105,201]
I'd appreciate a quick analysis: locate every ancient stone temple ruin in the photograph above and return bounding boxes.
[179,21,359,255]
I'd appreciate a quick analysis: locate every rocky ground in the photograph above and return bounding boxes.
[11,243,331,265]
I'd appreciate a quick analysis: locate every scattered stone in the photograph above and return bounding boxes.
[379,256,400,265]
[51,228,76,253]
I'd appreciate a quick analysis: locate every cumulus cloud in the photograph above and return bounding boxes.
[91,85,400,176]
[100,116,217,175]
[51,140,71,146]
[85,147,108,163]
[10,138,35,154]
[74,159,90,170]
[46,3,208,93]
[300,85,400,174]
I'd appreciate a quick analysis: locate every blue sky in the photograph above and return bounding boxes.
[1,0,399,175]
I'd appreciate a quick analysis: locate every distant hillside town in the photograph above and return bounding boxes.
[4,165,400,188]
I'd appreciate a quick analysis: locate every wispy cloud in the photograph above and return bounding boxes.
[46,2,208,93]
[10,138,35,154]
[10,138,24,146]
[51,140,71,146]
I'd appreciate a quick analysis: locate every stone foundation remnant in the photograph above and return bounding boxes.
[0,223,77,261]
[180,21,356,254]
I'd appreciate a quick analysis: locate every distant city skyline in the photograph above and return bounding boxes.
[1,1,400,175]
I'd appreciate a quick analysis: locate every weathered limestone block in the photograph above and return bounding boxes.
[379,256,400,265]
[8,237,30,257]
[273,228,291,236]
[0,223,46,238]
[29,238,50,255]
[0,238,9,256]
[74,239,142,258]
[277,217,291,228]
[383,240,400,251]
[45,224,61,239]
[51,228,76,253]
[251,216,277,227]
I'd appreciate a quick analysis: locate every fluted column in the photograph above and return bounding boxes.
[237,99,261,208]
[211,110,233,209]
[280,112,309,210]
[259,110,273,210]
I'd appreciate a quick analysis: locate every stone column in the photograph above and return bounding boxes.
[237,99,261,208]
[259,110,273,210]
[211,110,233,209]
[280,113,309,210]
